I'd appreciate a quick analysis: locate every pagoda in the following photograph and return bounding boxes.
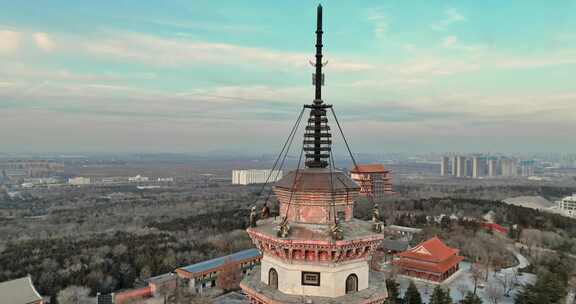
[393,236,464,283]
[240,5,388,304]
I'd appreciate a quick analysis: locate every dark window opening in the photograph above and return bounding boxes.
[269,268,278,289]
[346,274,358,294]
[301,271,321,286]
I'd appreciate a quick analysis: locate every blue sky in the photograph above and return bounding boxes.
[1,0,576,153]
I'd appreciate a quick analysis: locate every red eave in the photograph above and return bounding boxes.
[351,164,388,173]
[396,236,459,262]
[394,254,464,273]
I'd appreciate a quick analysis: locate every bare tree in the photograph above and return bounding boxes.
[496,270,518,297]
[520,229,542,255]
[485,282,504,304]
[456,282,469,301]
[57,286,91,304]
[470,264,484,295]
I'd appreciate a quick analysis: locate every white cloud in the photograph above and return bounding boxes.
[33,32,56,52]
[83,32,373,72]
[431,8,466,31]
[442,36,458,48]
[441,35,483,52]
[0,30,20,54]
[367,8,389,39]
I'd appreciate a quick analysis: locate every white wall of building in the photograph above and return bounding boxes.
[68,177,91,185]
[232,169,282,185]
[260,255,369,298]
[558,194,576,217]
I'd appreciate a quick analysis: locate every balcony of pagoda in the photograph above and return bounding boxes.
[241,266,388,304]
[247,217,384,264]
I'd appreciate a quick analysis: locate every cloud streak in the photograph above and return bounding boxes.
[431,8,466,31]
[367,8,389,39]
[33,33,56,52]
[82,32,374,72]
[0,30,20,54]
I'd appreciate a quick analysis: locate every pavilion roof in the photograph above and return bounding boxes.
[396,236,459,262]
[350,164,388,173]
[394,254,464,274]
[0,276,42,304]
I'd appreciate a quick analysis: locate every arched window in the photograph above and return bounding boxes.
[269,268,278,289]
[346,274,358,294]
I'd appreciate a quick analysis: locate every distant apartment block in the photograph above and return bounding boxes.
[487,158,498,177]
[456,156,467,177]
[441,154,531,179]
[128,174,149,182]
[450,156,458,176]
[558,194,576,217]
[501,158,518,177]
[472,156,486,178]
[0,160,64,181]
[232,169,283,185]
[350,164,394,200]
[520,160,536,177]
[440,156,449,176]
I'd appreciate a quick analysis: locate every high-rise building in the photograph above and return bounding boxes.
[240,6,388,303]
[451,155,458,176]
[456,156,467,177]
[440,156,450,176]
[472,156,486,178]
[520,160,535,177]
[232,169,283,185]
[501,158,518,177]
[487,158,497,177]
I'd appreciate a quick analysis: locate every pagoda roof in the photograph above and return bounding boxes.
[0,276,42,304]
[350,164,388,173]
[396,236,459,263]
[274,168,359,192]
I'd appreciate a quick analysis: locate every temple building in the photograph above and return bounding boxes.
[350,164,394,200]
[240,5,387,303]
[393,237,463,283]
[176,249,261,293]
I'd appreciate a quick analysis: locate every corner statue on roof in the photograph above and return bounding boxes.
[261,202,270,219]
[249,206,257,228]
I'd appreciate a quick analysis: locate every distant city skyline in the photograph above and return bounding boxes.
[1,1,576,153]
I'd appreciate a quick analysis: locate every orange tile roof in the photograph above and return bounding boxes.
[394,254,464,273]
[350,164,388,173]
[396,236,459,263]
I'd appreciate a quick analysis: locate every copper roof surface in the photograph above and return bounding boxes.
[274,168,359,192]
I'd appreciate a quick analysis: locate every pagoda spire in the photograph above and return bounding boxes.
[314,4,324,102]
[304,4,332,168]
